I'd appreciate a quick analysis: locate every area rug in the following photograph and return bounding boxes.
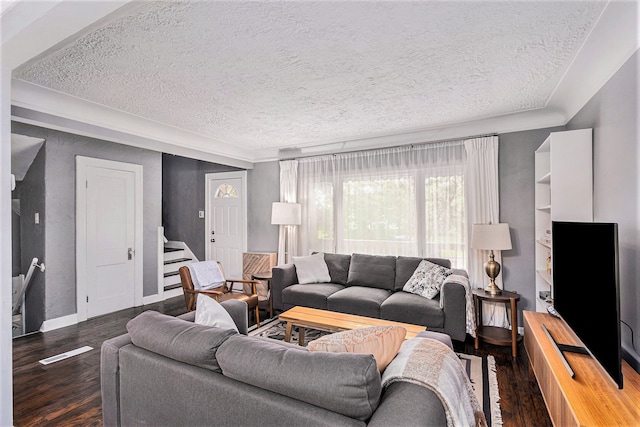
[249,318,503,427]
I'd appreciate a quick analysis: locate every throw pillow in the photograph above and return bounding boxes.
[307,325,406,372]
[293,252,331,284]
[194,294,239,332]
[403,259,452,299]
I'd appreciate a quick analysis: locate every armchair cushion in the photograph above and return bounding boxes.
[195,294,239,332]
[126,310,236,372]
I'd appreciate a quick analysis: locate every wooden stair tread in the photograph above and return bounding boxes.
[164,258,192,265]
[163,271,180,278]
[163,247,183,253]
[163,284,182,291]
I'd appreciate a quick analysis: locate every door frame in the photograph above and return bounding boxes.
[204,171,248,266]
[76,156,143,322]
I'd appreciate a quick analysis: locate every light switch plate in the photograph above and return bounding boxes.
[198,210,204,218]
[35,212,40,224]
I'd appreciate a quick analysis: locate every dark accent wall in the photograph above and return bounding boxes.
[566,50,639,369]
[12,122,163,321]
[19,144,46,332]
[162,154,241,260]
[247,161,280,253]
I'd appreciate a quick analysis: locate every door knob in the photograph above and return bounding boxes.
[128,247,134,260]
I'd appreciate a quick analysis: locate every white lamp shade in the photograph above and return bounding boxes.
[271,202,301,225]
[470,223,512,250]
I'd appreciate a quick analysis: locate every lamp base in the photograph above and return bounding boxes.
[484,250,502,295]
[484,280,502,295]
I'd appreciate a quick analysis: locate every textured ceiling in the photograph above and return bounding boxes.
[13,1,609,159]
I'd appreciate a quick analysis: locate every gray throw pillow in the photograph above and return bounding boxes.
[402,260,452,299]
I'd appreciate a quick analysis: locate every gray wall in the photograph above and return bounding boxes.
[12,122,163,320]
[566,50,639,367]
[11,207,20,276]
[162,153,240,260]
[247,160,280,253]
[18,145,46,332]
[499,126,565,321]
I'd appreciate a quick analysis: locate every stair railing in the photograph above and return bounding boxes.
[13,257,45,316]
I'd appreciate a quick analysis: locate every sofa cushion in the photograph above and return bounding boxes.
[217,335,381,421]
[282,283,345,310]
[327,286,391,318]
[395,256,452,291]
[307,325,406,372]
[380,292,444,328]
[126,310,236,372]
[194,294,239,332]
[293,252,331,284]
[347,253,397,290]
[402,260,452,299]
[323,253,351,285]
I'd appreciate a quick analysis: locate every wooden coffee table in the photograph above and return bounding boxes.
[278,306,426,346]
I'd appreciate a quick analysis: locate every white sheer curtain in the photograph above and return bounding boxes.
[297,142,467,266]
[464,136,509,328]
[277,160,298,265]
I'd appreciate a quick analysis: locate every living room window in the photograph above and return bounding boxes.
[298,141,467,268]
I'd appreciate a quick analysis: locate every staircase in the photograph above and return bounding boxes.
[163,246,194,292]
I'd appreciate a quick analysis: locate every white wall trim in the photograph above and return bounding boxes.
[75,156,144,322]
[40,313,78,332]
[157,226,164,297]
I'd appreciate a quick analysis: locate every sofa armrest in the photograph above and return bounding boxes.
[440,269,469,342]
[177,300,248,335]
[272,263,298,311]
[101,333,133,427]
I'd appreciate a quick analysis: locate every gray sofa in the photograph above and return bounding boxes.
[272,253,468,341]
[101,300,449,427]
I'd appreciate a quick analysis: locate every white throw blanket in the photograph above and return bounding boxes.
[441,274,476,338]
[187,261,225,290]
[382,337,487,427]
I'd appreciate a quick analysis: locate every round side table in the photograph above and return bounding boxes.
[473,289,521,357]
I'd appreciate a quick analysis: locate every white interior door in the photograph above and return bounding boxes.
[205,172,247,286]
[77,157,143,321]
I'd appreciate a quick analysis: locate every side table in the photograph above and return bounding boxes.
[473,289,521,357]
[251,271,273,319]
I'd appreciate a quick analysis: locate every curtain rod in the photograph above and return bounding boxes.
[284,132,498,161]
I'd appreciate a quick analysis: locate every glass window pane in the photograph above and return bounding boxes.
[341,174,416,255]
[215,183,238,198]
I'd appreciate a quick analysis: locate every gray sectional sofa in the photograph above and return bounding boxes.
[272,253,469,341]
[101,300,450,427]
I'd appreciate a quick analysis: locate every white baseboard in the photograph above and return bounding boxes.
[40,313,78,332]
[142,288,183,305]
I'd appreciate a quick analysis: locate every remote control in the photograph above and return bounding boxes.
[547,305,561,318]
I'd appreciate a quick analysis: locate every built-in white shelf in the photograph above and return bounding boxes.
[534,129,593,313]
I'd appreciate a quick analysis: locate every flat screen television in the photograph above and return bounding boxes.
[551,221,623,389]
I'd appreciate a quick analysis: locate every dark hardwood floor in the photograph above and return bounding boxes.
[13,297,552,426]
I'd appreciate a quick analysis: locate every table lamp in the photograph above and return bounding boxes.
[470,223,512,295]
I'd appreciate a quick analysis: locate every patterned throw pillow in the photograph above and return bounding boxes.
[402,260,452,299]
[307,325,406,372]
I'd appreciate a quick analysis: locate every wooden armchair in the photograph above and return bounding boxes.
[179,262,261,327]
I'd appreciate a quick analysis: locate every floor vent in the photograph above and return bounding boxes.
[39,346,93,365]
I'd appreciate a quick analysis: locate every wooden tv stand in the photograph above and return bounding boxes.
[523,311,640,426]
